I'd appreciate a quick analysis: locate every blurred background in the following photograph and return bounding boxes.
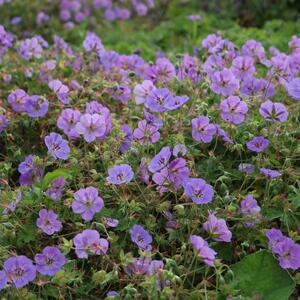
[0,0,300,58]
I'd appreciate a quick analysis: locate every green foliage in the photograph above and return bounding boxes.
[226,250,295,300]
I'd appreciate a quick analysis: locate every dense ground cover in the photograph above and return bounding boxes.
[0,1,300,299]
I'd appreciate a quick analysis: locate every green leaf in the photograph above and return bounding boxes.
[227,250,295,300]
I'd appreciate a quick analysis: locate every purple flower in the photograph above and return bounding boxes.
[120,125,133,153]
[276,238,300,270]
[0,115,7,133]
[134,80,156,105]
[173,144,187,157]
[210,69,239,96]
[83,32,104,55]
[18,155,35,174]
[0,270,7,290]
[145,88,173,112]
[260,168,281,178]
[266,228,285,252]
[241,39,266,62]
[148,146,171,173]
[46,177,65,200]
[240,195,261,227]
[18,37,44,60]
[168,158,190,188]
[36,11,50,24]
[124,257,151,276]
[286,77,300,101]
[231,56,255,80]
[36,209,62,235]
[103,217,119,228]
[147,58,175,83]
[220,96,248,124]
[190,235,217,267]
[75,113,106,142]
[239,163,255,175]
[8,89,28,112]
[3,256,36,288]
[184,178,214,205]
[188,15,202,21]
[26,95,48,118]
[152,167,171,193]
[259,100,288,122]
[45,132,70,160]
[246,136,269,153]
[73,229,108,258]
[35,246,65,276]
[130,224,152,251]
[143,109,163,128]
[57,109,81,139]
[191,116,216,143]
[72,187,104,221]
[85,102,112,140]
[203,213,232,242]
[215,124,233,144]
[48,79,69,104]
[106,164,134,184]
[164,95,189,110]
[139,157,150,184]
[133,120,160,144]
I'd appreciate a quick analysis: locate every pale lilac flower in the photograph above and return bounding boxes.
[83,32,104,55]
[165,95,189,110]
[210,69,239,96]
[18,155,35,174]
[48,79,69,104]
[173,144,187,157]
[3,256,36,288]
[145,88,173,112]
[26,95,48,118]
[240,195,261,228]
[124,257,151,276]
[57,109,81,139]
[0,270,7,290]
[220,96,248,124]
[190,235,217,267]
[46,177,65,200]
[72,187,104,221]
[246,136,269,153]
[73,229,108,258]
[276,238,300,270]
[259,100,288,122]
[260,168,281,178]
[148,146,171,173]
[8,89,28,112]
[139,157,149,184]
[168,158,190,188]
[239,163,255,175]
[134,80,156,105]
[203,213,232,242]
[130,224,152,251]
[103,217,119,228]
[106,164,134,184]
[231,56,255,80]
[76,113,106,142]
[191,116,216,143]
[45,132,70,160]
[133,120,160,144]
[120,125,133,153]
[184,178,214,205]
[35,246,65,276]
[36,209,62,235]
[0,114,7,133]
